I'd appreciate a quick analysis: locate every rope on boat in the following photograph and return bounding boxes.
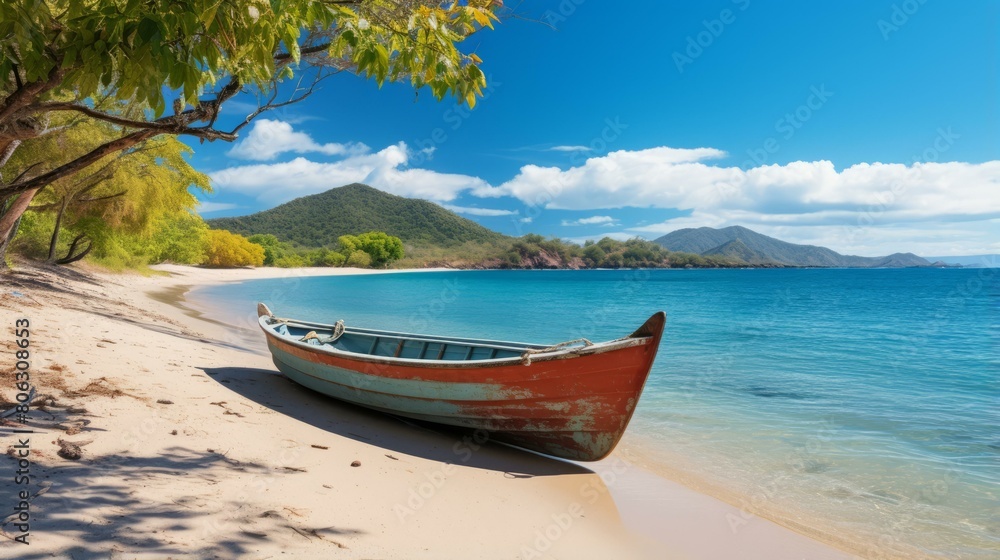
[264,301,346,345]
[259,303,295,325]
[328,320,346,342]
[298,320,346,344]
[520,338,593,366]
[300,331,320,342]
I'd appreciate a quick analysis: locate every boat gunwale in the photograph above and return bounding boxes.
[258,315,652,369]
[271,318,551,350]
[275,322,548,354]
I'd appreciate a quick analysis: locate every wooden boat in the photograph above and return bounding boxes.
[256,303,665,461]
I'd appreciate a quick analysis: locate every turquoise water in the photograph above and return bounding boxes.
[195,268,999,558]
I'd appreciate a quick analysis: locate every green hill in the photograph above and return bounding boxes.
[703,239,776,265]
[207,183,509,248]
[654,226,932,268]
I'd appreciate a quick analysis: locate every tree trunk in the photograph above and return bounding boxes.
[56,234,92,265]
[0,138,20,170]
[0,213,21,270]
[0,188,38,239]
[47,196,69,262]
[0,187,38,265]
[0,135,31,267]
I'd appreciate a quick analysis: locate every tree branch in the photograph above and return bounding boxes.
[76,191,127,204]
[0,76,248,199]
[30,101,238,141]
[67,166,116,200]
[9,162,43,185]
[27,75,243,140]
[0,129,159,199]
[31,102,181,132]
[12,64,23,90]
[275,42,331,61]
[0,139,21,171]
[204,77,242,131]
[228,72,331,135]
[0,66,65,126]
[56,233,92,265]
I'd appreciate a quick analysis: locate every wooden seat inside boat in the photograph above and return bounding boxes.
[282,323,528,361]
[340,333,526,361]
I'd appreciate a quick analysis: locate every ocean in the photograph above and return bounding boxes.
[193,268,998,558]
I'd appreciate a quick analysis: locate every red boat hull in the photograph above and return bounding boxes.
[261,312,665,461]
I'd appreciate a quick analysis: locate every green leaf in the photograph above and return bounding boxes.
[374,44,389,82]
[200,2,220,27]
[153,94,165,118]
[137,17,158,43]
[342,28,357,48]
[61,48,77,69]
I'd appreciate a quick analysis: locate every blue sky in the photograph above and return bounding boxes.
[190,0,998,256]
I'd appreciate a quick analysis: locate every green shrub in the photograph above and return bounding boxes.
[147,213,208,264]
[273,254,309,268]
[337,231,404,267]
[345,249,372,268]
[203,229,265,267]
[9,211,55,259]
[322,251,346,267]
[248,233,288,266]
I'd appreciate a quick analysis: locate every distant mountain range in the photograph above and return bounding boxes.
[207,183,508,247]
[207,184,945,269]
[922,255,999,268]
[654,226,935,268]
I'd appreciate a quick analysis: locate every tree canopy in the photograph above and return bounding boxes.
[203,229,265,267]
[1,0,497,121]
[6,113,210,263]
[0,0,503,265]
[338,231,404,267]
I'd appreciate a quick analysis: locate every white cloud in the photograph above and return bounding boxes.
[196,201,240,214]
[475,147,999,219]
[519,217,533,223]
[549,145,591,152]
[210,142,488,205]
[471,145,1000,255]
[561,215,617,226]
[441,204,518,217]
[227,119,368,161]
[473,147,731,208]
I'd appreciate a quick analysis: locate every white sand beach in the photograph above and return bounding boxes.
[1,262,852,559]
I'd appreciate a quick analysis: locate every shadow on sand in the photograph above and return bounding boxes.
[0,447,363,559]
[200,366,595,478]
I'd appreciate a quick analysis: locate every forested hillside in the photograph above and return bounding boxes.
[208,184,508,247]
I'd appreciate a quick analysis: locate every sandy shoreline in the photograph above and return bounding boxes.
[1,262,851,559]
